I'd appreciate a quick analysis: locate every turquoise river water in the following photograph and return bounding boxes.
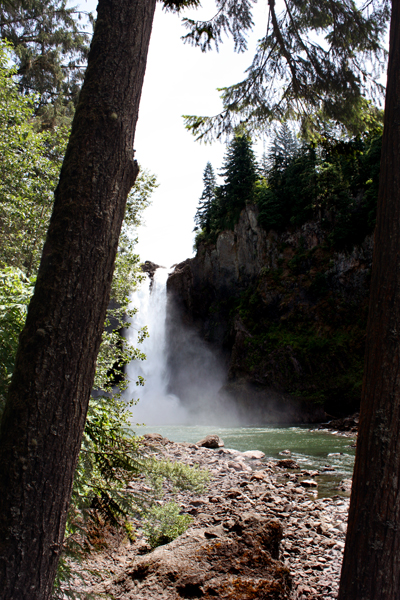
[134,424,355,498]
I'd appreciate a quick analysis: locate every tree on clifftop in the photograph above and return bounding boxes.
[194,161,217,234]
[217,132,258,226]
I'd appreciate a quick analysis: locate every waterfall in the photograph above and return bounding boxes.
[125,268,188,425]
[125,266,241,426]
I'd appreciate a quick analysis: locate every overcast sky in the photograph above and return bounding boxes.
[81,0,269,268]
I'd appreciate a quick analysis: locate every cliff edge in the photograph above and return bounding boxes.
[167,205,372,421]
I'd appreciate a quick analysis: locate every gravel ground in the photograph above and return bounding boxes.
[65,436,350,599]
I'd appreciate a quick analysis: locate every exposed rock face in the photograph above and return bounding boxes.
[167,205,373,419]
[141,260,162,283]
[329,413,359,433]
[107,513,291,600]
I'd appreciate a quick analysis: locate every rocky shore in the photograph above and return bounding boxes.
[70,434,350,600]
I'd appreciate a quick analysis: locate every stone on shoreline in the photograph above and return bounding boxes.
[196,434,224,448]
[335,479,352,492]
[242,450,265,459]
[143,433,169,444]
[276,458,300,469]
[300,479,318,488]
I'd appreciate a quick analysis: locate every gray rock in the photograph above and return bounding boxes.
[335,479,352,492]
[143,433,169,444]
[242,450,266,459]
[227,460,251,472]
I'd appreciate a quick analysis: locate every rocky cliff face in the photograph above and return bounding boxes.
[167,205,372,421]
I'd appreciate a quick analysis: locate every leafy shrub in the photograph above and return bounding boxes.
[143,502,193,549]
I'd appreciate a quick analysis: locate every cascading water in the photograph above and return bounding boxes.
[125,268,189,425]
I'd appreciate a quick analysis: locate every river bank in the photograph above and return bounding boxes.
[68,434,351,600]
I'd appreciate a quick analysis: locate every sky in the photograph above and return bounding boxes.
[81,0,269,268]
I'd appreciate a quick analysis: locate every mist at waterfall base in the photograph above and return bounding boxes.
[124,268,239,426]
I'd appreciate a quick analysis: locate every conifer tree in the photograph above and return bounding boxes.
[268,122,299,172]
[0,0,91,119]
[183,0,390,140]
[194,161,216,233]
[260,151,269,179]
[219,132,257,220]
[338,3,400,597]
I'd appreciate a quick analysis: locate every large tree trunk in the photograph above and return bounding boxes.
[0,0,156,598]
[338,3,400,599]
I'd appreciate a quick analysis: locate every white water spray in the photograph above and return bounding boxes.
[125,268,189,425]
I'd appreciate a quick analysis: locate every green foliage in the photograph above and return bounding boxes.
[0,44,68,273]
[0,0,92,118]
[161,0,202,12]
[194,132,257,244]
[257,125,382,250]
[267,122,299,171]
[143,456,210,496]
[142,502,193,549]
[0,267,34,412]
[195,122,381,254]
[219,131,257,216]
[182,0,254,54]
[194,161,216,234]
[183,1,390,141]
[257,143,317,232]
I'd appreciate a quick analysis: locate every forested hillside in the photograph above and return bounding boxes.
[170,124,382,418]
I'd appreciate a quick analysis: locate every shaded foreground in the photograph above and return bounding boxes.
[69,436,350,599]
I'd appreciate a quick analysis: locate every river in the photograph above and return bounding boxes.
[134,424,355,498]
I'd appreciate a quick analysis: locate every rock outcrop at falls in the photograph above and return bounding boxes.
[167,205,373,420]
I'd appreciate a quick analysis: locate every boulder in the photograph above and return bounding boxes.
[143,433,169,445]
[251,471,267,481]
[276,458,300,469]
[228,460,251,472]
[104,513,291,600]
[196,434,224,448]
[242,450,265,459]
[335,479,352,493]
[329,412,360,432]
[300,479,318,488]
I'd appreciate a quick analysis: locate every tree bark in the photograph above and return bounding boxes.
[338,3,400,598]
[0,0,156,598]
